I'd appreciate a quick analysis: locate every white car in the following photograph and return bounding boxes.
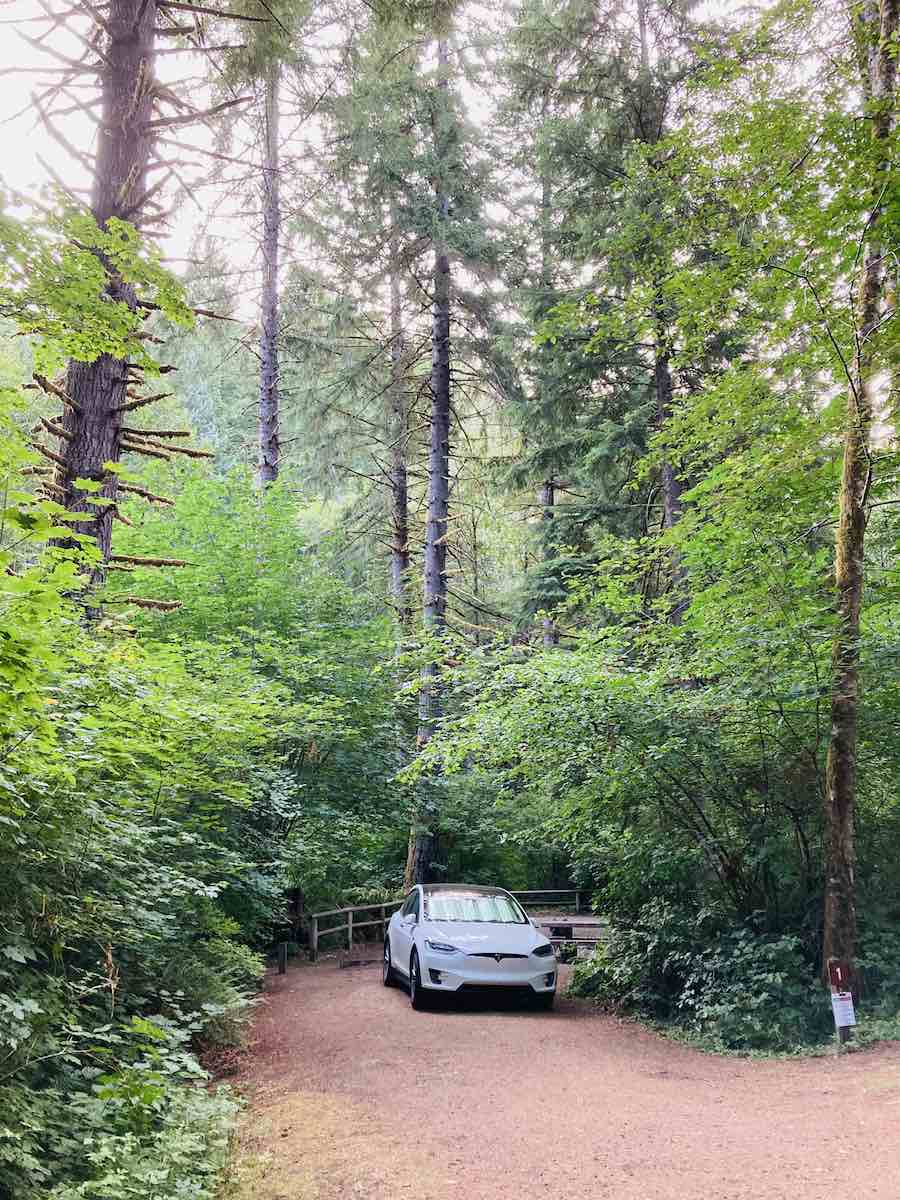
[383,884,557,1010]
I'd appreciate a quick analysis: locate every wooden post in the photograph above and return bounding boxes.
[380,904,386,941]
[277,941,288,975]
[347,908,354,954]
[310,914,319,962]
[575,891,583,914]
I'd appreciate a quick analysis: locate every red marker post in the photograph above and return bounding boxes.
[827,958,856,1050]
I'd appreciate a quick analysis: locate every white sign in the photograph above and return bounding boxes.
[831,990,857,1028]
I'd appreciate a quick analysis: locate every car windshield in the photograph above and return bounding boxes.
[423,891,527,924]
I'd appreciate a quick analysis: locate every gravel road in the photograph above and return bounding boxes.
[230,960,900,1200]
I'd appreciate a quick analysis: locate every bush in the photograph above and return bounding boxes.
[0,1017,238,1200]
[570,901,830,1051]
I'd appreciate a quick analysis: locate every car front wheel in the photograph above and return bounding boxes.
[382,938,396,988]
[533,990,555,1011]
[409,949,430,1010]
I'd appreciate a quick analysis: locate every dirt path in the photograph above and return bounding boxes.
[229,961,900,1200]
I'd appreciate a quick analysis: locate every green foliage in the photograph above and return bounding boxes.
[571,906,829,1052]
[0,198,192,376]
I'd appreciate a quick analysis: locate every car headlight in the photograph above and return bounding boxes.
[533,942,555,957]
[425,940,459,954]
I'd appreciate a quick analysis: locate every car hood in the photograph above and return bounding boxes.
[423,920,545,954]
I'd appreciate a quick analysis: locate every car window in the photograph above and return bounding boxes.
[423,890,527,924]
[401,890,419,918]
[408,891,420,920]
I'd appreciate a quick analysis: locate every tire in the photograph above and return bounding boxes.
[382,938,397,987]
[533,990,555,1011]
[409,949,430,1010]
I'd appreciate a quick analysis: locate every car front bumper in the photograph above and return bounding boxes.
[421,949,557,993]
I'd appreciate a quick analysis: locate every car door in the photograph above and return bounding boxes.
[392,889,419,976]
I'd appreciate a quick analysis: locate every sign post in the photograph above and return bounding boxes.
[827,958,856,1050]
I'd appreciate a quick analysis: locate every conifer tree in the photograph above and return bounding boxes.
[24,0,253,588]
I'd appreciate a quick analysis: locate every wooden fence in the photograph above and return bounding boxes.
[300,889,590,964]
[307,900,403,962]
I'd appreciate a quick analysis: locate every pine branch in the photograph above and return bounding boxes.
[120,426,191,439]
[39,482,68,500]
[143,95,251,132]
[120,440,171,460]
[32,92,95,170]
[112,392,173,414]
[157,1,267,20]
[32,374,83,414]
[39,416,74,442]
[105,596,183,610]
[32,443,68,468]
[125,437,213,459]
[109,554,192,567]
[118,483,174,505]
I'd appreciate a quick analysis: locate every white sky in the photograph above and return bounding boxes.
[0,0,737,320]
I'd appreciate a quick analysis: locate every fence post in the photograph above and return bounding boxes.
[575,890,583,914]
[309,915,319,962]
[277,941,288,975]
[347,908,353,954]
[380,904,386,941]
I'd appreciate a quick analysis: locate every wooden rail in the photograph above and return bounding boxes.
[511,889,587,913]
[308,900,402,962]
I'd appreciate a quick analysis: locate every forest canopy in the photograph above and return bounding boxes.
[2,0,900,1195]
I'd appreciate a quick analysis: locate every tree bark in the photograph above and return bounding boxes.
[652,294,687,622]
[407,36,452,888]
[258,61,281,484]
[56,0,158,576]
[822,0,899,977]
[539,479,559,647]
[654,346,682,532]
[389,221,411,628]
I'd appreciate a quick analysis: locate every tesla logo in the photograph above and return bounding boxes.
[493,954,504,963]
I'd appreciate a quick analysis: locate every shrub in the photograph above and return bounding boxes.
[571,901,830,1051]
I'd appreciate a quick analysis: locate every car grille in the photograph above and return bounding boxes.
[467,952,528,960]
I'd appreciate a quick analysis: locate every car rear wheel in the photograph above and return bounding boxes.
[409,949,430,1010]
[382,939,396,987]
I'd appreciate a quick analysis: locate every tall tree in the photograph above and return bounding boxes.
[26,0,250,587]
[56,0,160,572]
[407,31,455,885]
[822,0,900,978]
[259,60,282,483]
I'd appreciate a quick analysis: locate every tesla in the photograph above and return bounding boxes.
[383,884,557,1010]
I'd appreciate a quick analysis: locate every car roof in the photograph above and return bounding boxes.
[421,884,511,896]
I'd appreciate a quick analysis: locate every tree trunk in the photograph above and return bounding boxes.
[539,479,559,647]
[56,0,158,576]
[654,343,683,533]
[258,61,281,484]
[407,36,452,888]
[389,222,411,627]
[822,0,899,978]
[652,299,687,622]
